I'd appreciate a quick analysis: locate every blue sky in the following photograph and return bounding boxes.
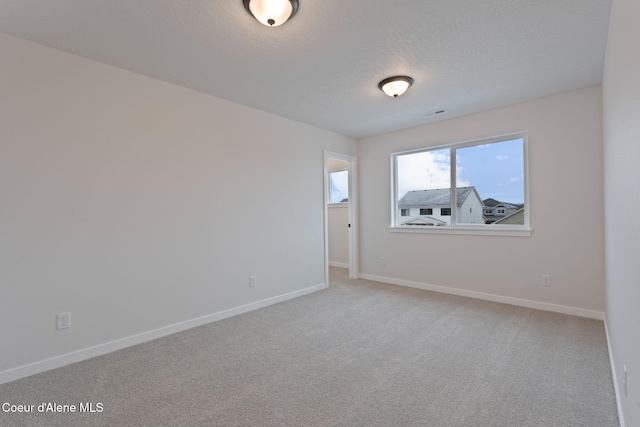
[457,138,524,203]
[397,138,525,204]
[329,170,349,203]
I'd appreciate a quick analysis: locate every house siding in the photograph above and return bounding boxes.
[458,194,484,224]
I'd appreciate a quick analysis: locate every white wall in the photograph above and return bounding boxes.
[357,86,605,315]
[603,0,640,424]
[0,33,356,379]
[328,206,349,266]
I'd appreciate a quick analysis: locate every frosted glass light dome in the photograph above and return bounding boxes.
[244,0,299,27]
[378,76,414,98]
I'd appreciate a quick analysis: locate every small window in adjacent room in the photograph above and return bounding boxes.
[328,170,349,204]
[392,132,529,235]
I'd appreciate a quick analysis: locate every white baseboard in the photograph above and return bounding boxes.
[604,317,626,427]
[0,283,327,385]
[328,261,349,268]
[358,273,605,320]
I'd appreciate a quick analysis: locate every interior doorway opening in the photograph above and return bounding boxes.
[324,151,358,285]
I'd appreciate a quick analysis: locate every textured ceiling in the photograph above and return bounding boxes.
[0,0,611,138]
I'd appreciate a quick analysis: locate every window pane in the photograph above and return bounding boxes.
[329,170,348,203]
[392,133,527,232]
[455,138,525,225]
[397,149,451,226]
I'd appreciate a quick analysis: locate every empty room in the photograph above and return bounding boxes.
[1,0,638,426]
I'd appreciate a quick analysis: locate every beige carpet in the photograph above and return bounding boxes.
[0,267,619,426]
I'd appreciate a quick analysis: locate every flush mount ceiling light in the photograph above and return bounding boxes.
[243,0,299,27]
[378,76,414,98]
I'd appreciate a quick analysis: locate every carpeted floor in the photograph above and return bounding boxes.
[0,267,619,426]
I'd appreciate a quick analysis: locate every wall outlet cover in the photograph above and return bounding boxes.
[57,312,71,330]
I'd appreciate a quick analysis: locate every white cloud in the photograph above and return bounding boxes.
[329,170,348,202]
[509,173,524,183]
[397,150,469,197]
[496,155,509,160]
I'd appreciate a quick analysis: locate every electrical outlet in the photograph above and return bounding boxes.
[57,312,70,330]
[249,276,256,287]
[542,275,551,286]
[380,257,386,266]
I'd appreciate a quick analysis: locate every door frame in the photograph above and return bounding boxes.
[323,150,358,285]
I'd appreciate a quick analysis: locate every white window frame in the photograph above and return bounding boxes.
[390,132,530,237]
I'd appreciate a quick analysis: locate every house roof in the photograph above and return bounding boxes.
[482,198,524,209]
[401,216,447,226]
[494,208,525,224]
[483,215,504,224]
[399,187,476,208]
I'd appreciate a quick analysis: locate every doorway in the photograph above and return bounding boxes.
[323,151,358,285]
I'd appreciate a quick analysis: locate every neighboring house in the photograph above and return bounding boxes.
[493,208,525,224]
[482,198,524,224]
[398,187,484,226]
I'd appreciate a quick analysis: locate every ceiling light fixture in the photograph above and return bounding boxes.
[243,0,299,27]
[378,76,414,98]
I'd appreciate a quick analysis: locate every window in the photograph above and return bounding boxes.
[328,170,348,204]
[401,209,410,216]
[392,133,529,235]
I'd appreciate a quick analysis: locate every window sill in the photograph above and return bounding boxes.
[389,226,531,237]
[328,203,348,208]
